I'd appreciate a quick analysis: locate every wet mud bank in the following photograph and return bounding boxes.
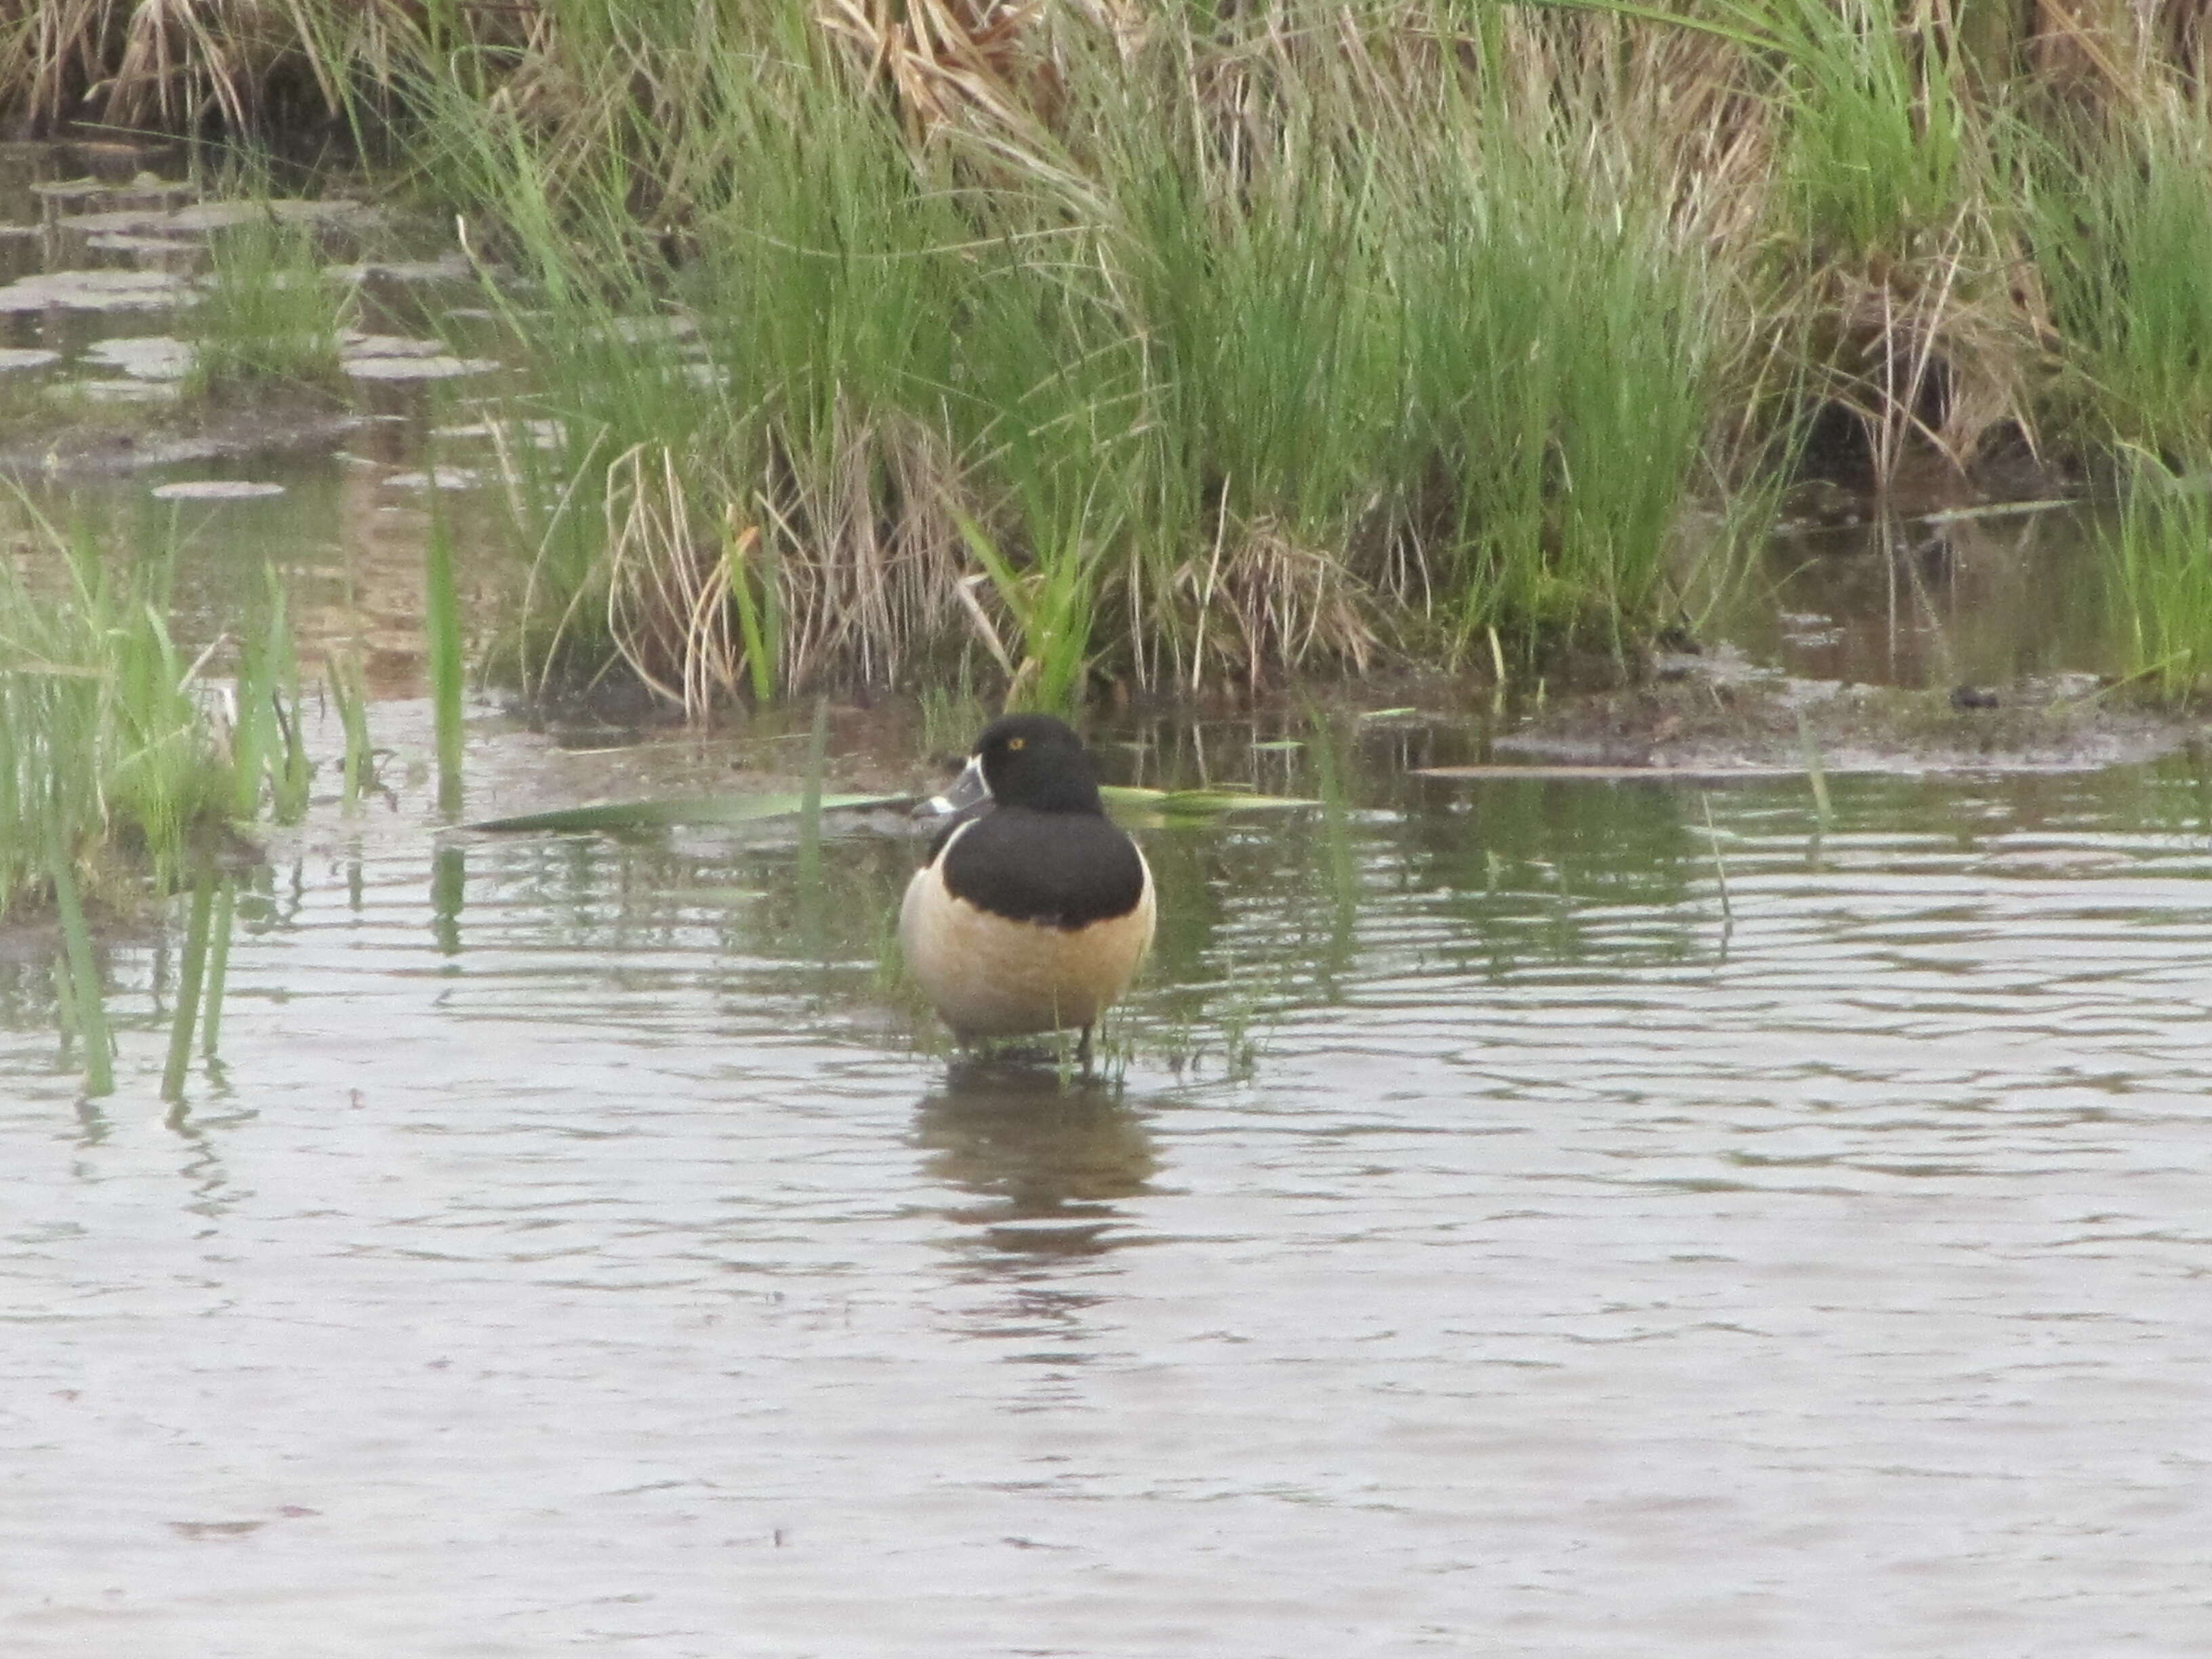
[1471,654,2200,779]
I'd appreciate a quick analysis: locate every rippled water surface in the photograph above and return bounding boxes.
[5,715,2212,1657]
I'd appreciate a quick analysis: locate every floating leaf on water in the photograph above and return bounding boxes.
[1099,783,1319,819]
[1357,707,1418,720]
[432,417,564,447]
[343,354,497,381]
[382,467,478,491]
[85,335,191,380]
[150,480,285,501]
[58,209,195,237]
[0,348,60,372]
[0,268,195,312]
[468,792,909,834]
[71,377,182,403]
[144,199,374,236]
[329,253,472,285]
[340,331,452,359]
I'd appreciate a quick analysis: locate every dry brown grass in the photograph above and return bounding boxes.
[756,405,970,691]
[0,0,386,135]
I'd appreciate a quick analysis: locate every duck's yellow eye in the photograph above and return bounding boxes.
[1006,737,1025,751]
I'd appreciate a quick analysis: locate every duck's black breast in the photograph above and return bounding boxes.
[938,808,1147,930]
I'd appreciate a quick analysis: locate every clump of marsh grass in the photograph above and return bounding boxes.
[184,212,349,397]
[2016,105,2212,465]
[0,501,314,918]
[0,509,312,1091]
[0,513,232,912]
[437,0,1759,712]
[2103,455,2212,702]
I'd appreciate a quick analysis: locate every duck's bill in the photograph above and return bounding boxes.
[916,753,989,818]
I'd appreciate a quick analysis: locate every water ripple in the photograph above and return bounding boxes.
[4,763,2212,1654]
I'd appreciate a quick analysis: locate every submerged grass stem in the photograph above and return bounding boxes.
[161,867,216,1103]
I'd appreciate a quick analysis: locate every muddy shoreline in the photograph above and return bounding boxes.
[1467,651,2200,779]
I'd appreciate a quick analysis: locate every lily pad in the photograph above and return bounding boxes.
[84,334,190,380]
[330,253,473,285]
[84,232,207,272]
[58,210,195,238]
[432,417,565,448]
[165,198,373,234]
[340,331,453,358]
[70,377,181,403]
[381,467,479,491]
[0,348,60,372]
[343,354,497,382]
[468,792,909,834]
[150,480,286,501]
[0,268,194,312]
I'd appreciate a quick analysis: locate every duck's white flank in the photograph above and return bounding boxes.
[899,821,1156,1039]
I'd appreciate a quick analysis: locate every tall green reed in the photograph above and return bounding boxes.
[2018,110,2212,463]
[1763,0,1971,258]
[0,507,310,1093]
[230,570,312,825]
[0,508,230,909]
[161,866,217,1103]
[424,480,466,812]
[2104,455,2212,701]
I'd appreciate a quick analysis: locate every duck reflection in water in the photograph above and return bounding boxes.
[912,1060,1158,1258]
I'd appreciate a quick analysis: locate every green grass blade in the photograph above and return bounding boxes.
[161,866,216,1103]
[425,482,466,815]
[202,878,234,1059]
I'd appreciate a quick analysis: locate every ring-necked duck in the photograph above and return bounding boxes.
[901,714,1155,1061]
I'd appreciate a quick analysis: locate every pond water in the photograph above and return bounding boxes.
[5,699,2212,1656]
[5,144,2210,1656]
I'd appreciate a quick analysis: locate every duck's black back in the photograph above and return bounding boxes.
[940,808,1147,930]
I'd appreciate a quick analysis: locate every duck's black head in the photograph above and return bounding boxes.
[972,714,1104,815]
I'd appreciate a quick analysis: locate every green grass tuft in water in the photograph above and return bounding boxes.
[0,498,316,1086]
[2104,455,2212,703]
[0,503,231,912]
[184,211,350,398]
